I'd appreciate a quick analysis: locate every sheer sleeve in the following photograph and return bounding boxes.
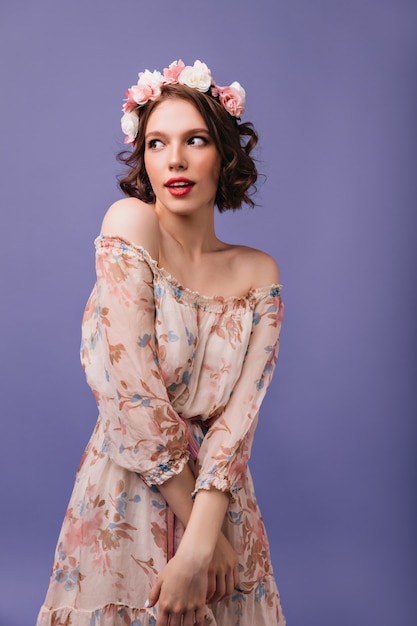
[193,286,284,499]
[80,236,190,486]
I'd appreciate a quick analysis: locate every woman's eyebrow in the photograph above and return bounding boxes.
[145,127,210,139]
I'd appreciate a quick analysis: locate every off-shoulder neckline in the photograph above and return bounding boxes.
[95,234,282,306]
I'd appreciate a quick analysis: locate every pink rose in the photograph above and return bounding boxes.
[131,69,164,105]
[163,59,186,83]
[123,88,139,112]
[129,83,157,105]
[212,81,246,117]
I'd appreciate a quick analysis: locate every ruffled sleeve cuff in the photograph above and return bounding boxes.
[191,471,239,502]
[139,450,190,487]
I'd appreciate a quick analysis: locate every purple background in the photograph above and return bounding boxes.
[1,1,416,624]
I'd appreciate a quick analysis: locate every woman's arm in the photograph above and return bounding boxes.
[149,479,238,626]
[193,283,283,500]
[156,464,239,602]
[158,463,196,526]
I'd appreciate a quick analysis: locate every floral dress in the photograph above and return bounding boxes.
[37,236,286,626]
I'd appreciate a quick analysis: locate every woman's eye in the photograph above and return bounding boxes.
[148,139,163,149]
[188,136,208,146]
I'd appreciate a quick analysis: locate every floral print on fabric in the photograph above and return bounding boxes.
[37,236,285,626]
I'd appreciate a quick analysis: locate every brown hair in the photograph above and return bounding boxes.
[117,84,259,211]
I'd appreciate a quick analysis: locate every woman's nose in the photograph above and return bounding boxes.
[168,144,187,170]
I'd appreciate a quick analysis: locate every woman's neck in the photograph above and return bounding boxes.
[155,205,221,260]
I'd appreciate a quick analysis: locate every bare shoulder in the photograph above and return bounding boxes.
[100,197,159,259]
[232,245,280,289]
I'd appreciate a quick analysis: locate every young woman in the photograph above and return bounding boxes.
[37,60,285,626]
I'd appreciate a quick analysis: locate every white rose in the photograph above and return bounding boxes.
[230,81,246,105]
[137,69,164,90]
[121,111,139,140]
[179,60,212,92]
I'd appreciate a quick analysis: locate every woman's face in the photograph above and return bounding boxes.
[144,98,221,216]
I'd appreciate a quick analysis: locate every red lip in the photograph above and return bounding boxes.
[165,177,195,197]
[165,177,195,186]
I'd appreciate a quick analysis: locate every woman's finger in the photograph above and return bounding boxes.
[166,608,183,626]
[147,577,162,608]
[155,605,168,626]
[183,609,197,626]
[194,606,206,626]
[234,563,240,590]
[211,573,226,602]
[206,570,217,603]
[225,572,235,597]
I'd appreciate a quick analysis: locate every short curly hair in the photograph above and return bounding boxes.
[117,83,259,212]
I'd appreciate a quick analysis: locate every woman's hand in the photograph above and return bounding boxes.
[147,533,239,624]
[206,532,239,604]
[149,482,233,622]
[147,552,208,626]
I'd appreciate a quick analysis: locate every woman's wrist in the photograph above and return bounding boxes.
[175,540,213,568]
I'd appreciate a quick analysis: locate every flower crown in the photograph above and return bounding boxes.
[121,59,246,144]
